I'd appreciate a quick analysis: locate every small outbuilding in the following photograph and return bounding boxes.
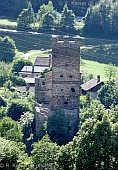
[81,75,104,99]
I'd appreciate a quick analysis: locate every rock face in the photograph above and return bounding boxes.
[35,35,80,138]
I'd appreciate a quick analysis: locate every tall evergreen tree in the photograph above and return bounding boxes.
[17,1,35,29]
[60,4,75,32]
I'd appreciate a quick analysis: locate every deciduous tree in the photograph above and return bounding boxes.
[31,134,59,169]
[0,36,16,63]
[47,109,71,145]
[7,100,33,121]
[0,117,23,142]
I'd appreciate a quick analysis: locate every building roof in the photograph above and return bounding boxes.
[16,86,35,93]
[21,66,32,72]
[33,66,49,73]
[20,66,49,74]
[81,78,103,91]
[34,57,51,67]
[24,78,35,84]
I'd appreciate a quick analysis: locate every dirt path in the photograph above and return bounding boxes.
[21,51,40,59]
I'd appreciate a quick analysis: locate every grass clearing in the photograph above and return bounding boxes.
[0,17,17,26]
[26,49,52,62]
[0,32,52,53]
[80,59,118,81]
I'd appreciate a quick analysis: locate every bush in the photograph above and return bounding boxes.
[0,96,7,107]
[47,109,71,145]
[7,100,33,121]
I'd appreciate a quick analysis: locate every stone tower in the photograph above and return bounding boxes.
[51,35,80,110]
[35,35,81,137]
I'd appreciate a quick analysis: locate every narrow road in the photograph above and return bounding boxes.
[22,51,40,59]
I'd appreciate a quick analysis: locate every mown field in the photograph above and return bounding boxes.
[0,17,17,26]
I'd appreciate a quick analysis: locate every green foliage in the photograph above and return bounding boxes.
[0,137,29,170]
[0,137,19,169]
[0,36,16,63]
[4,80,13,91]
[47,109,71,145]
[42,12,55,29]
[0,96,6,107]
[7,100,33,121]
[17,1,35,29]
[80,93,92,109]
[60,4,75,32]
[0,117,23,142]
[83,1,118,36]
[80,100,104,125]
[58,142,75,170]
[98,80,118,108]
[12,58,32,74]
[37,1,57,25]
[104,62,117,80]
[0,107,7,120]
[10,75,26,86]
[75,110,117,170]
[19,111,34,140]
[40,67,51,78]
[0,62,11,87]
[31,134,59,169]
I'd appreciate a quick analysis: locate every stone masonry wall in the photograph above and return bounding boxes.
[35,35,80,137]
[51,35,80,110]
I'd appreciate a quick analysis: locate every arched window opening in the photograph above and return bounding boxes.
[71,88,75,92]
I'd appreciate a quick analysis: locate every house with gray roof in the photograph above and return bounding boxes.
[19,55,52,78]
[81,75,104,99]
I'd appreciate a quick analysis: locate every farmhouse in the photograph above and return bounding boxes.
[19,55,52,78]
[81,75,104,99]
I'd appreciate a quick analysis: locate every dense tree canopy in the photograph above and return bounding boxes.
[31,134,59,169]
[0,117,23,142]
[47,109,71,145]
[17,1,35,30]
[98,81,118,108]
[42,12,55,29]
[12,58,32,74]
[60,4,75,32]
[0,0,97,18]
[0,36,16,63]
[83,0,118,36]
[7,100,33,121]
[0,62,11,87]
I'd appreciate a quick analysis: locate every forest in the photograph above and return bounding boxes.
[0,0,99,17]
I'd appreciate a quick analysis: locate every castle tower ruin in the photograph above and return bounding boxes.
[35,35,81,137]
[51,35,80,110]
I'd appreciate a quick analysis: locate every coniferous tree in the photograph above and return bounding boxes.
[17,2,35,29]
[60,4,75,32]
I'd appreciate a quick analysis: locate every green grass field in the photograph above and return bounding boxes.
[27,49,51,62]
[0,32,52,53]
[0,18,17,26]
[80,59,118,81]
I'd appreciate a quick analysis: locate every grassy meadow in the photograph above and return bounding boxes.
[0,17,17,26]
